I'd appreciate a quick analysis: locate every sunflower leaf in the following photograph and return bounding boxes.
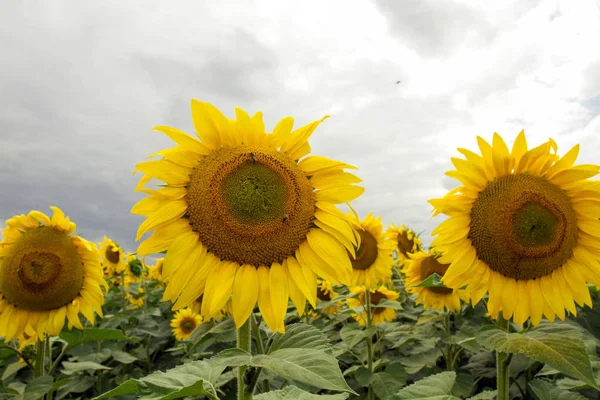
[22,376,54,400]
[59,328,129,350]
[253,385,349,399]
[268,323,331,353]
[475,323,598,389]
[529,379,588,400]
[391,371,460,399]
[412,273,446,288]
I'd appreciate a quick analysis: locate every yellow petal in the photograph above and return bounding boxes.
[298,156,357,174]
[191,100,229,149]
[545,144,580,179]
[306,229,352,283]
[135,200,188,241]
[281,117,329,156]
[135,160,191,186]
[549,165,600,186]
[500,278,517,319]
[286,256,316,307]
[153,125,210,154]
[137,219,193,256]
[201,261,238,320]
[269,263,289,333]
[511,130,528,169]
[316,185,364,204]
[257,266,277,332]
[287,268,307,317]
[232,265,259,328]
[527,279,543,326]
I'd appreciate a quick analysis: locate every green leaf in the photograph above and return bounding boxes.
[23,376,54,400]
[372,299,403,310]
[475,323,598,388]
[93,380,138,399]
[268,323,331,353]
[111,350,138,364]
[411,273,446,288]
[529,379,588,400]
[466,391,497,400]
[61,361,111,375]
[392,371,459,400]
[340,324,375,349]
[59,328,129,349]
[370,363,408,400]
[254,385,349,399]
[2,361,27,380]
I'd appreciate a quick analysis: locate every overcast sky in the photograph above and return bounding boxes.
[1,0,599,253]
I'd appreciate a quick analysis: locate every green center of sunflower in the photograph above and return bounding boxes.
[105,246,120,264]
[181,319,196,333]
[397,231,415,257]
[419,256,453,295]
[469,174,578,280]
[187,147,315,266]
[351,229,379,270]
[368,291,386,314]
[0,226,84,310]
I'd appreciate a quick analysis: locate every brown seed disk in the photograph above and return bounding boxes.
[351,229,379,270]
[105,246,120,264]
[419,256,453,295]
[368,290,388,314]
[397,230,416,257]
[469,173,578,280]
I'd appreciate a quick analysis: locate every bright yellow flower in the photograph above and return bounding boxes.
[347,212,396,288]
[132,100,364,333]
[387,223,422,266]
[347,286,399,326]
[170,308,203,341]
[147,258,164,282]
[429,131,600,325]
[404,250,469,311]
[189,295,230,321]
[126,286,145,309]
[0,207,106,341]
[99,237,127,276]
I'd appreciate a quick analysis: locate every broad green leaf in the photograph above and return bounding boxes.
[61,361,111,375]
[371,363,408,400]
[2,361,27,380]
[23,376,53,400]
[268,323,331,353]
[475,323,598,388]
[392,371,459,400]
[372,299,404,310]
[254,385,349,399]
[189,318,236,347]
[416,311,446,325]
[411,273,446,288]
[529,379,587,400]
[451,372,473,398]
[59,328,129,349]
[111,350,138,364]
[340,324,375,349]
[93,380,138,399]
[354,367,371,387]
[317,294,357,310]
[466,391,497,400]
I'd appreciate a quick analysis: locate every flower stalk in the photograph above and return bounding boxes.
[237,319,253,400]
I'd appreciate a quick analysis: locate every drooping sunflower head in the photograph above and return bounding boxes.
[429,131,600,326]
[132,100,364,333]
[346,285,399,326]
[314,278,342,316]
[346,212,396,288]
[125,254,144,282]
[0,207,107,341]
[99,236,127,277]
[404,250,469,312]
[386,223,422,265]
[170,308,203,341]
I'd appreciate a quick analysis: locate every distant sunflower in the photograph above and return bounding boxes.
[0,207,106,341]
[347,286,399,326]
[314,278,342,316]
[347,212,396,288]
[430,131,600,325]
[147,258,164,282]
[99,237,127,277]
[170,308,203,340]
[132,100,363,333]
[387,223,422,265]
[126,286,145,309]
[189,294,230,320]
[405,250,468,311]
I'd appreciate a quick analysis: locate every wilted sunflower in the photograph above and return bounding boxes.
[0,207,106,341]
[314,278,343,316]
[430,131,600,325]
[99,237,127,276]
[132,100,363,333]
[347,212,396,288]
[387,223,422,265]
[404,250,469,312]
[347,286,399,326]
[170,308,203,340]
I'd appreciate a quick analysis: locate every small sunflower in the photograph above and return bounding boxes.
[430,131,600,325]
[0,207,106,341]
[132,100,364,333]
[124,254,145,283]
[347,212,396,288]
[99,237,127,276]
[147,258,164,282]
[347,286,399,326]
[387,223,422,265]
[126,287,145,309]
[404,250,469,312]
[170,308,203,341]
[314,278,343,316]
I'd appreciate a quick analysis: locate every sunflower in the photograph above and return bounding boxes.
[314,278,343,316]
[99,237,127,277]
[429,131,600,326]
[346,286,399,326]
[170,308,203,340]
[404,250,469,312]
[124,254,145,283]
[387,223,422,266]
[126,286,145,309]
[0,207,106,341]
[132,100,363,333]
[347,212,396,288]
[147,258,164,282]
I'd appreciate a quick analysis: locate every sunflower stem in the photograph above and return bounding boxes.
[443,312,455,371]
[365,290,375,400]
[237,318,253,400]
[34,338,45,378]
[495,313,511,400]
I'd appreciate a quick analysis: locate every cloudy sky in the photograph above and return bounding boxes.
[1,0,599,253]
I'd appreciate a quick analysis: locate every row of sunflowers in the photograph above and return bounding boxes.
[1,100,600,399]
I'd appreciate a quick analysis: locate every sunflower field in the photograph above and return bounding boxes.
[2,101,600,400]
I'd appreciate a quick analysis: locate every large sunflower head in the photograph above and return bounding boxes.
[346,285,399,326]
[346,212,396,288]
[99,237,127,277]
[132,100,364,333]
[0,207,107,341]
[387,223,422,265]
[404,250,469,312]
[170,308,203,341]
[429,131,600,326]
